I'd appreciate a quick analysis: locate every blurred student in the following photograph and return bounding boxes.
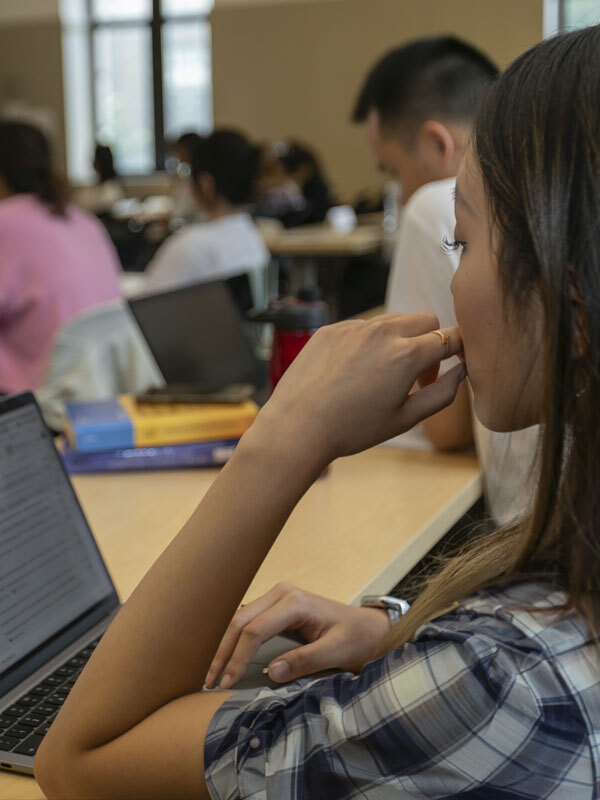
[255,142,308,227]
[277,141,334,225]
[145,130,269,294]
[352,37,537,524]
[353,38,497,454]
[0,122,122,394]
[74,143,125,215]
[168,131,204,221]
[172,131,202,167]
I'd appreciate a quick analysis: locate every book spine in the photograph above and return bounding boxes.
[65,399,135,452]
[61,440,238,474]
[133,413,257,448]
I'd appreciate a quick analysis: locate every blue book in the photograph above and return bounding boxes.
[60,437,238,474]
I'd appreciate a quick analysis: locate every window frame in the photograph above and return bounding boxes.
[86,0,212,174]
[558,0,600,29]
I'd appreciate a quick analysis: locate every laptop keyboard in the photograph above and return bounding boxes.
[0,635,102,759]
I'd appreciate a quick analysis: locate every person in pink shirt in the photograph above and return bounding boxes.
[0,122,122,393]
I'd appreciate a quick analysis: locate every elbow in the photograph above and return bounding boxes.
[35,723,119,800]
[421,393,474,452]
[35,732,77,800]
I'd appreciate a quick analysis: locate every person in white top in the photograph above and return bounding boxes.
[144,130,270,296]
[353,37,537,524]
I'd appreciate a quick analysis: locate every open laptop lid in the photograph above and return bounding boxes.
[128,280,263,394]
[0,393,119,700]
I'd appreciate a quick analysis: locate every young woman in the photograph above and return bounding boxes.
[0,123,122,393]
[257,140,334,227]
[37,25,600,797]
[168,131,204,222]
[74,144,125,215]
[144,129,269,296]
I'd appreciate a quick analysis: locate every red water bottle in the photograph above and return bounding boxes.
[251,288,329,392]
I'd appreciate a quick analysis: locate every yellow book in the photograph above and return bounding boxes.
[64,394,259,453]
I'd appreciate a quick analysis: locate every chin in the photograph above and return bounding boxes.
[473,395,539,433]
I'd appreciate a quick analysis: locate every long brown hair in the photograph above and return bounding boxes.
[379,25,600,654]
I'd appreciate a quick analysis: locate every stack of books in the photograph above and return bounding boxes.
[60,394,259,474]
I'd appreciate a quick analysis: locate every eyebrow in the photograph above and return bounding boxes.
[453,184,477,218]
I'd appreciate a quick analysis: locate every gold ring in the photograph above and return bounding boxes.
[432,330,449,358]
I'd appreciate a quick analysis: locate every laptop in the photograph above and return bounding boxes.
[0,392,120,775]
[128,280,264,396]
[0,391,297,776]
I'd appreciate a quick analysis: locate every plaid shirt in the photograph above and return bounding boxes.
[205,582,600,798]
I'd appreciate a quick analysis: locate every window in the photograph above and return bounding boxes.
[560,0,600,27]
[61,0,213,180]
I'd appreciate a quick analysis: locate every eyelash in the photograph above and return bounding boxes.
[441,235,466,254]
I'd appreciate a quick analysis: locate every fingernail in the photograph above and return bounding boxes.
[220,674,232,690]
[269,661,290,682]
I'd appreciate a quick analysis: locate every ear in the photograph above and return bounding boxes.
[418,120,456,168]
[194,172,217,205]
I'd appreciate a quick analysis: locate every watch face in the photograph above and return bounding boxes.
[360,596,410,616]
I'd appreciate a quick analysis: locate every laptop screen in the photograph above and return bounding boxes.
[0,398,116,678]
[129,280,262,393]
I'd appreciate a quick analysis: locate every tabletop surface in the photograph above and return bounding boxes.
[261,223,384,257]
[0,444,480,798]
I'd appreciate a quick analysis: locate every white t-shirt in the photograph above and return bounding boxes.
[384,179,459,451]
[385,178,538,526]
[386,178,459,330]
[144,212,270,295]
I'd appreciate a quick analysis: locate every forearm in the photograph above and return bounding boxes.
[43,418,324,753]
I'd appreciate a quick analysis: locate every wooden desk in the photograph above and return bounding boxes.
[262,224,384,258]
[1,445,480,799]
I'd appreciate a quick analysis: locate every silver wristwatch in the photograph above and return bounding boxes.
[360,595,410,627]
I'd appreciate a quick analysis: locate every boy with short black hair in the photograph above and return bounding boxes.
[353,37,537,524]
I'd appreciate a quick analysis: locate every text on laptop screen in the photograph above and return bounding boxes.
[0,404,114,674]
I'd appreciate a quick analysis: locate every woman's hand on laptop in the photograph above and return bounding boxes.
[205,583,391,689]
[255,312,466,468]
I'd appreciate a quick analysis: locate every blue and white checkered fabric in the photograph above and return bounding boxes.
[205,582,600,798]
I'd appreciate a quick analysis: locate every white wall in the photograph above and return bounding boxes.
[215,0,341,5]
[0,0,59,24]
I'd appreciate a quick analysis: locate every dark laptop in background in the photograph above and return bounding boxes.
[0,392,120,775]
[128,280,265,397]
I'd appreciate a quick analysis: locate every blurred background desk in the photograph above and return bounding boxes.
[261,223,384,259]
[0,444,480,799]
[260,222,389,319]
